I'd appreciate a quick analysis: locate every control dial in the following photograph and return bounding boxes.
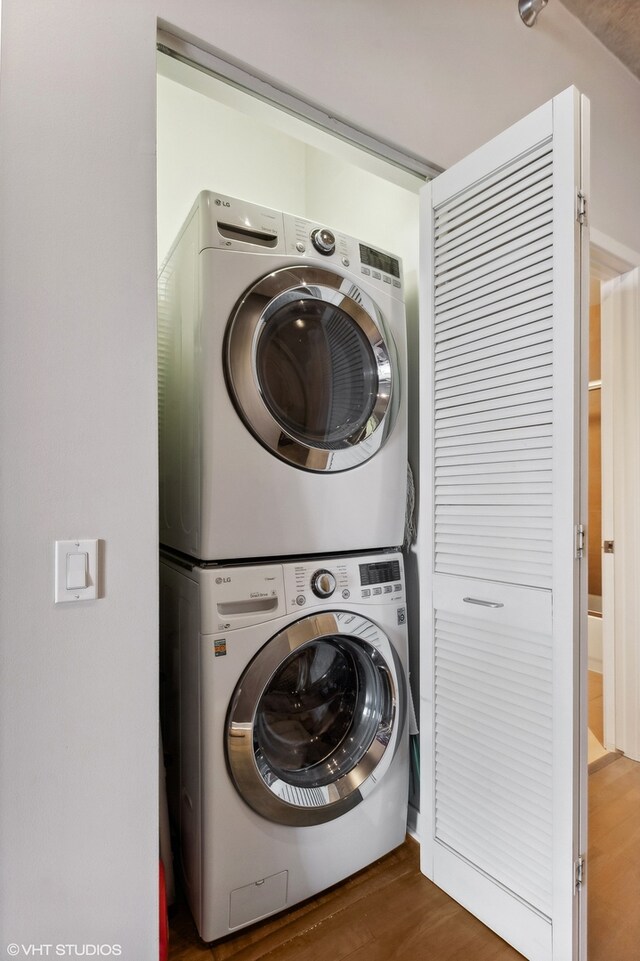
[311,569,337,598]
[311,227,336,256]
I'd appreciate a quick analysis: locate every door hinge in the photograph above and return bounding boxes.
[577,191,587,226]
[575,524,585,560]
[575,855,585,890]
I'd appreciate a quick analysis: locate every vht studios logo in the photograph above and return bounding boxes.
[6,947,122,958]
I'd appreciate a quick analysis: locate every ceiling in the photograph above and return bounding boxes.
[561,0,640,80]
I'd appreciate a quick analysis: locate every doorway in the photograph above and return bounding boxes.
[587,237,640,960]
[589,238,640,761]
[156,35,429,947]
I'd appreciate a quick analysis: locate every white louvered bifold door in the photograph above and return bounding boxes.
[418,88,589,961]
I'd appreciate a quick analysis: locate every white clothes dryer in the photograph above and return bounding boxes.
[158,191,408,561]
[160,549,409,943]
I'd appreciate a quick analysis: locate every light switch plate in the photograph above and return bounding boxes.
[55,539,99,603]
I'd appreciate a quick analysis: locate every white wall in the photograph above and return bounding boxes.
[2,1,640,955]
[157,73,308,263]
[157,60,423,267]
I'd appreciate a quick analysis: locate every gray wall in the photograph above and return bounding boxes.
[1,1,639,955]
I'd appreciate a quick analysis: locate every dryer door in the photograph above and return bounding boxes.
[226,611,405,826]
[225,266,399,472]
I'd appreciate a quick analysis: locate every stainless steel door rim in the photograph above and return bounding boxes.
[224,266,398,472]
[226,611,404,826]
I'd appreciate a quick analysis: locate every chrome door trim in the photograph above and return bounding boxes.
[226,611,405,826]
[224,266,399,472]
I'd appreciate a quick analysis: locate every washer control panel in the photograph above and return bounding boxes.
[283,552,404,611]
[198,552,405,632]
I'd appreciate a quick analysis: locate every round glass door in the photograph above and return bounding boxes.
[225,266,398,472]
[226,612,405,826]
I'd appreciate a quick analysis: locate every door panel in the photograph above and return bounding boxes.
[602,267,640,759]
[419,87,588,961]
[433,574,553,920]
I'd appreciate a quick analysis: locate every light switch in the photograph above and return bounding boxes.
[66,552,88,590]
[55,539,99,603]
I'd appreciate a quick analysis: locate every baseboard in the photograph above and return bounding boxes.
[407,802,421,841]
[588,750,622,775]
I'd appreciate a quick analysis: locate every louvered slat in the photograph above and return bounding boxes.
[434,142,553,232]
[435,289,553,335]
[434,608,553,918]
[432,141,553,588]
[434,187,553,266]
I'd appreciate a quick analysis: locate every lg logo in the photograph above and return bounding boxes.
[215,199,230,207]
[215,576,232,584]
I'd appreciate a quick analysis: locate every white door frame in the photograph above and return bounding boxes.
[590,228,640,757]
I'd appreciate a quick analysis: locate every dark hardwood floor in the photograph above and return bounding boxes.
[168,837,522,961]
[168,755,640,961]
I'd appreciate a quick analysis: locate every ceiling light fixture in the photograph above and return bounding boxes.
[518,0,549,27]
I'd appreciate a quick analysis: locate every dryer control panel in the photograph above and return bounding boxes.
[195,189,404,301]
[283,214,404,301]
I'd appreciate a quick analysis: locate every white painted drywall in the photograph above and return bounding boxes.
[2,0,640,955]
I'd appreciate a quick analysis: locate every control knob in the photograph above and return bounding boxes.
[311,569,337,598]
[311,227,336,256]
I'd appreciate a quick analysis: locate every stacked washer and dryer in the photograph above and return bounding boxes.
[158,191,410,942]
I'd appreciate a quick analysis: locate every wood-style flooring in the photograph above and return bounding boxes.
[168,837,523,961]
[168,752,640,961]
[588,669,604,746]
[588,755,640,960]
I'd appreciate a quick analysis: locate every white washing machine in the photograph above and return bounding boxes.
[158,191,408,561]
[160,549,409,943]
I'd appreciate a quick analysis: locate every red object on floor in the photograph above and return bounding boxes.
[159,858,169,961]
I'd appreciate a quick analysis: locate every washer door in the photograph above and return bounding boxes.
[226,611,405,826]
[224,266,398,472]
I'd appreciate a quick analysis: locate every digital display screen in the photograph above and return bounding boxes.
[359,244,400,278]
[359,561,401,586]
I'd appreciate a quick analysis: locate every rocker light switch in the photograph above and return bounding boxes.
[66,552,88,590]
[55,539,99,603]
